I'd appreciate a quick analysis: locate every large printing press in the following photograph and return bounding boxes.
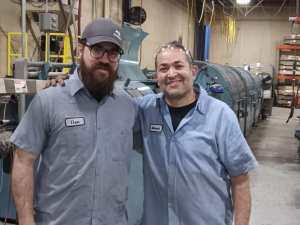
[0,20,271,225]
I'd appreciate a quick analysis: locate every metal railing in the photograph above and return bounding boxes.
[45,33,80,72]
[7,32,28,76]
[7,32,80,76]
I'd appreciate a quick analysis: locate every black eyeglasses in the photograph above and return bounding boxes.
[84,44,123,63]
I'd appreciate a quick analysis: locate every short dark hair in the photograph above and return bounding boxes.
[79,38,87,45]
[155,40,193,70]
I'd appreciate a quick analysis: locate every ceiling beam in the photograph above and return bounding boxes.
[227,0,245,16]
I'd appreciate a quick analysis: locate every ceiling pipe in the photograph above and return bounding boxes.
[245,0,264,16]
[227,0,245,17]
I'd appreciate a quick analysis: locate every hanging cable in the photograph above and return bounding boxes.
[198,0,206,23]
[189,0,194,27]
[259,0,287,17]
[187,0,190,27]
[193,0,199,23]
[209,3,215,26]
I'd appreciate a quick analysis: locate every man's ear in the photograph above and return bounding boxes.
[192,65,198,81]
[78,44,84,57]
[154,72,158,80]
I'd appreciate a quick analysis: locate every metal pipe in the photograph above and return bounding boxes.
[253,104,256,126]
[0,120,18,127]
[123,0,131,23]
[28,62,73,68]
[243,97,247,137]
[19,0,27,122]
[46,0,48,13]
[48,72,68,77]
[22,0,26,58]
[227,0,245,17]
[78,0,82,35]
[28,72,68,79]
[71,1,79,64]
[217,0,224,7]
[237,100,240,123]
[47,33,50,64]
[245,0,264,16]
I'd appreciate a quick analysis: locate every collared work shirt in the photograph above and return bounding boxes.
[10,69,141,225]
[136,84,259,225]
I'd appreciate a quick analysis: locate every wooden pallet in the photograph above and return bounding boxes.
[278,90,293,95]
[276,104,290,108]
[277,95,293,100]
[276,99,292,105]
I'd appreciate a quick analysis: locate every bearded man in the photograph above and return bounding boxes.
[10,18,141,225]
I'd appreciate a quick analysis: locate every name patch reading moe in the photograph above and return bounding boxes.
[65,117,85,127]
[150,124,163,132]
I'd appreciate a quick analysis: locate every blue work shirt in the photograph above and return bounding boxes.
[136,84,259,225]
[10,69,141,225]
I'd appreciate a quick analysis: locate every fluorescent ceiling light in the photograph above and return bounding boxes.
[236,0,250,4]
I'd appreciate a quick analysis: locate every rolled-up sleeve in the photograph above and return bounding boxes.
[217,107,259,177]
[10,94,49,157]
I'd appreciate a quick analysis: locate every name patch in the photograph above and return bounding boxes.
[65,118,85,127]
[150,124,163,132]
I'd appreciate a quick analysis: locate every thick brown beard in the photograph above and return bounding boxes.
[79,53,118,101]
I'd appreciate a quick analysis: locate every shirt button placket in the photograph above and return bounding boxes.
[168,134,177,224]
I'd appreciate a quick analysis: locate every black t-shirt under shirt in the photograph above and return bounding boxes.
[168,100,197,132]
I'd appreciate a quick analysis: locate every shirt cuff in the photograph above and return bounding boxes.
[229,160,259,177]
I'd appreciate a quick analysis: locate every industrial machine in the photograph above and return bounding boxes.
[193,61,263,137]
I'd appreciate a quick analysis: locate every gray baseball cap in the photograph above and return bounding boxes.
[81,18,124,51]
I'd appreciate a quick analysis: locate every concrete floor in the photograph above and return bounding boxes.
[248,107,300,225]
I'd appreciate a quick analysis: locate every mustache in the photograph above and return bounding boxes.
[93,62,111,71]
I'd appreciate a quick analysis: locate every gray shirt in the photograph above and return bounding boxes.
[10,69,141,225]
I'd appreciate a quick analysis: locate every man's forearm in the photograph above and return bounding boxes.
[12,153,35,224]
[231,173,251,225]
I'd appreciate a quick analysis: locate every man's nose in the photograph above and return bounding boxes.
[167,67,177,78]
[99,52,110,64]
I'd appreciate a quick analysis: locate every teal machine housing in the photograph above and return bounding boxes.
[193,61,262,136]
[115,24,155,225]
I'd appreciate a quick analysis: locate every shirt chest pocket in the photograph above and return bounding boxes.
[181,139,212,175]
[60,128,90,164]
[108,128,133,161]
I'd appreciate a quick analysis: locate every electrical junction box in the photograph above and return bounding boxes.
[39,13,58,32]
